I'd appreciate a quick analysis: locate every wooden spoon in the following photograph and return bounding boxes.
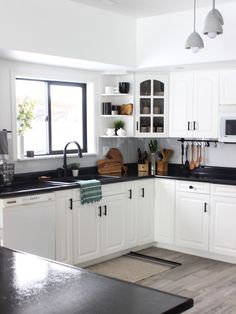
[199,144,203,166]
[194,144,200,168]
[189,143,195,170]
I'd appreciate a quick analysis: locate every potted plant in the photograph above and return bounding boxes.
[17,97,36,158]
[68,162,80,177]
[113,119,125,135]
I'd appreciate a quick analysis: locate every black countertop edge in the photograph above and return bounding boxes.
[0,246,193,314]
[2,163,236,198]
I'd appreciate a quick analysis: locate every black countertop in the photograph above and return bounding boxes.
[1,163,236,198]
[155,164,236,186]
[0,246,193,314]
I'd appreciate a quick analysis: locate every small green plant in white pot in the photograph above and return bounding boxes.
[113,119,125,135]
[68,162,80,177]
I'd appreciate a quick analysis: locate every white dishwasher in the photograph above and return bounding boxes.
[0,193,55,260]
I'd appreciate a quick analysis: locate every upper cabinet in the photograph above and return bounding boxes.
[135,74,169,137]
[169,71,219,139]
[220,70,236,105]
[99,74,135,138]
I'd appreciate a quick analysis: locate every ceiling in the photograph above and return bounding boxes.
[69,0,235,18]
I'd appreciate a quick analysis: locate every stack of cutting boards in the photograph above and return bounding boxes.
[97,148,127,176]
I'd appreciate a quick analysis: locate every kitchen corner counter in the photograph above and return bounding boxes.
[0,246,193,314]
[155,164,236,186]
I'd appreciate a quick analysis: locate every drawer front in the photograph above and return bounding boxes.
[176,180,210,194]
[211,184,236,198]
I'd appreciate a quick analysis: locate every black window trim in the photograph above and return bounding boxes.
[16,78,87,156]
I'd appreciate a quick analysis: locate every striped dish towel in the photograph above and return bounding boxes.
[78,179,102,205]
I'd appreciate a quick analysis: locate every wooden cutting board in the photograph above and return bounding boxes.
[106,148,124,163]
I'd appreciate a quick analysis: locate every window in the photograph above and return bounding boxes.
[15,78,87,156]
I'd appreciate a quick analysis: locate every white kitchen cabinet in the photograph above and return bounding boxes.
[220,69,236,104]
[135,74,168,137]
[169,71,219,139]
[169,72,194,138]
[101,194,126,256]
[137,179,155,245]
[125,182,139,249]
[73,201,101,264]
[155,179,175,245]
[55,189,74,265]
[175,191,209,251]
[210,195,236,257]
[73,186,126,264]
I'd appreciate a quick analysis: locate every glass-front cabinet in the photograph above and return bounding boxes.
[135,75,168,137]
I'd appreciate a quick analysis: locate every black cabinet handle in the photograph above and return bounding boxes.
[188,121,190,131]
[142,188,145,198]
[129,189,132,199]
[104,205,107,216]
[69,198,73,210]
[136,121,139,131]
[204,202,207,213]
[98,206,102,217]
[189,186,194,189]
[193,121,196,131]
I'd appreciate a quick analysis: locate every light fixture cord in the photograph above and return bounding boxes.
[193,0,196,32]
[213,0,215,13]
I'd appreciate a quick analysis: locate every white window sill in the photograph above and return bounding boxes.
[16,153,97,161]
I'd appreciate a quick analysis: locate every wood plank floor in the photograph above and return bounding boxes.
[136,247,236,314]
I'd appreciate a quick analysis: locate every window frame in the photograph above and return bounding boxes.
[15,78,87,156]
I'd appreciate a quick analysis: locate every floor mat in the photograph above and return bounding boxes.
[86,254,171,283]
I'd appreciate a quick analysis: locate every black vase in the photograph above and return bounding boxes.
[119,82,130,94]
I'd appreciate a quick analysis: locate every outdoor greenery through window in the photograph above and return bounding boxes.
[15,78,87,156]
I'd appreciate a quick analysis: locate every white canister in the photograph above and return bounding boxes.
[105,86,114,94]
[117,128,126,136]
[104,128,116,136]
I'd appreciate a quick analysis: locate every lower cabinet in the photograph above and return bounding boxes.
[155,179,175,245]
[73,190,126,265]
[175,191,209,251]
[56,184,127,265]
[73,201,101,264]
[55,190,74,265]
[125,179,155,248]
[210,195,236,257]
[137,179,155,245]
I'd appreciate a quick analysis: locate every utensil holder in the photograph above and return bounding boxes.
[138,161,149,173]
[157,160,168,173]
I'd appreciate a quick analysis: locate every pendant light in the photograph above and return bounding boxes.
[185,0,204,53]
[203,0,224,39]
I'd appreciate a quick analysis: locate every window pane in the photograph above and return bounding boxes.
[15,80,47,155]
[50,84,84,151]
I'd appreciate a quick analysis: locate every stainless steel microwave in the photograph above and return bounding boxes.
[219,115,236,142]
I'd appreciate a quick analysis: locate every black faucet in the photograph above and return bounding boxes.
[63,141,83,177]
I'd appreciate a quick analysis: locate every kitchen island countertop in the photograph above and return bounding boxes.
[0,246,193,314]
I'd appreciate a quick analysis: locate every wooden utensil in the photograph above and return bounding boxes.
[199,144,203,166]
[189,143,195,170]
[194,144,200,168]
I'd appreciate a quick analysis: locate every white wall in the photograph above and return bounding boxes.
[0,0,136,68]
[137,2,236,69]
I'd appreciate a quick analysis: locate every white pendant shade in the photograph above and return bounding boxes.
[185,0,204,53]
[203,0,224,38]
[203,13,223,37]
[185,31,204,50]
[205,8,224,25]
